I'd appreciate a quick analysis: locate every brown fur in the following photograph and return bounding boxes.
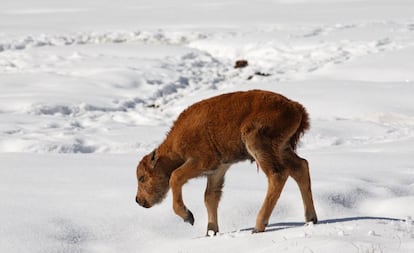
[135,90,317,235]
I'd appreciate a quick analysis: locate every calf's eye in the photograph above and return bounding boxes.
[139,176,145,183]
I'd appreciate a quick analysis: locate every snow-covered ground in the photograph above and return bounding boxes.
[1,0,414,252]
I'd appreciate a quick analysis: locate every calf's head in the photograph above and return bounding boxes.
[135,150,170,208]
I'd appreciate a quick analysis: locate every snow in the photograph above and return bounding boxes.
[1,0,414,252]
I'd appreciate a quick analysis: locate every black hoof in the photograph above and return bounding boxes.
[206,230,218,237]
[184,210,194,226]
[306,216,318,224]
[206,222,218,236]
[252,228,264,234]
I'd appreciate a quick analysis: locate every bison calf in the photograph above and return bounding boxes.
[135,90,317,235]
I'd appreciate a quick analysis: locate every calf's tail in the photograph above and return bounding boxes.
[289,104,310,151]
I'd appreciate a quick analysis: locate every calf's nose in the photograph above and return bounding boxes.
[135,196,150,208]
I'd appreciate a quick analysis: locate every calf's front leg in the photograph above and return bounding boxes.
[204,164,229,236]
[169,159,201,225]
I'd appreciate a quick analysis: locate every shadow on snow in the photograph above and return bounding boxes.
[240,216,403,233]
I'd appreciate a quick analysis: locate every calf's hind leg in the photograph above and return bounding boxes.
[244,131,289,233]
[284,148,318,224]
[254,164,288,233]
[204,164,229,236]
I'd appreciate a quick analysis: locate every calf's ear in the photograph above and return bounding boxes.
[150,149,156,161]
[150,149,159,168]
